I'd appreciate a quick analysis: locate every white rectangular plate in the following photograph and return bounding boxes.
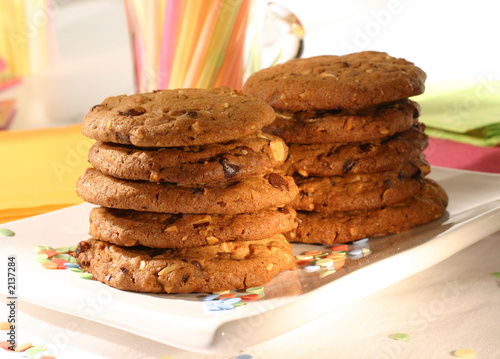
[1,167,500,353]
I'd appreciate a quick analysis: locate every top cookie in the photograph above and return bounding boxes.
[243,51,426,111]
[81,87,276,147]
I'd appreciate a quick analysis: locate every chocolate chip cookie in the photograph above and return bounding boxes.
[77,168,298,214]
[286,179,448,244]
[290,160,428,213]
[243,51,426,111]
[89,206,297,248]
[264,99,420,144]
[82,88,275,147]
[88,132,287,185]
[76,234,296,293]
[282,123,428,177]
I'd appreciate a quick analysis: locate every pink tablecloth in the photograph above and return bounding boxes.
[425,138,500,174]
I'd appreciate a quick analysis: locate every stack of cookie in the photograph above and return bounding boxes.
[75,88,298,293]
[243,51,448,244]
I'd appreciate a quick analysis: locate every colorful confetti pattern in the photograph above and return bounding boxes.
[36,245,92,280]
[30,240,498,357]
[203,286,265,312]
[294,238,372,278]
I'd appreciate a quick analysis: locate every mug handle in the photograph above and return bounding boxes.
[266,2,305,62]
[245,1,304,79]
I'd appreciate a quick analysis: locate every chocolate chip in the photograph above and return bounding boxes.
[192,188,204,195]
[359,143,375,153]
[343,159,356,174]
[235,145,254,153]
[130,108,145,116]
[162,214,181,226]
[118,108,145,117]
[145,248,166,257]
[116,131,130,143]
[413,108,420,119]
[75,245,82,257]
[299,190,307,199]
[278,207,290,214]
[411,168,423,184]
[120,267,128,273]
[182,274,190,283]
[218,201,227,207]
[191,260,202,270]
[193,221,209,228]
[268,173,289,191]
[75,242,88,256]
[220,158,241,178]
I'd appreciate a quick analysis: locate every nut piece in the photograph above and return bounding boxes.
[206,236,219,245]
[343,118,353,131]
[269,140,286,162]
[268,173,289,191]
[158,263,179,276]
[164,225,178,233]
[191,121,202,133]
[379,127,390,135]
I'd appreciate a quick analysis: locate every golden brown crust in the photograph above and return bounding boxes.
[81,88,275,147]
[89,206,297,248]
[243,51,426,111]
[76,235,296,293]
[290,159,429,213]
[88,133,288,185]
[264,99,420,144]
[286,179,448,244]
[282,124,428,177]
[76,168,299,214]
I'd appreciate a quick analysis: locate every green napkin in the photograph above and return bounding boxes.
[418,80,500,146]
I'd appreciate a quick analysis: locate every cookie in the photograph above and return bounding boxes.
[286,179,448,244]
[89,206,297,248]
[243,51,426,111]
[81,88,275,147]
[75,234,296,293]
[77,168,299,214]
[264,99,420,144]
[283,123,428,177]
[88,132,287,185]
[290,160,428,213]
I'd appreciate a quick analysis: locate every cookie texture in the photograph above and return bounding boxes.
[77,168,299,214]
[76,234,296,293]
[81,88,275,147]
[89,206,297,248]
[243,51,426,111]
[265,99,420,144]
[88,133,287,185]
[282,123,428,177]
[286,179,448,244]
[291,160,428,213]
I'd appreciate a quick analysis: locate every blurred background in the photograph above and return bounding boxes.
[0,0,499,130]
